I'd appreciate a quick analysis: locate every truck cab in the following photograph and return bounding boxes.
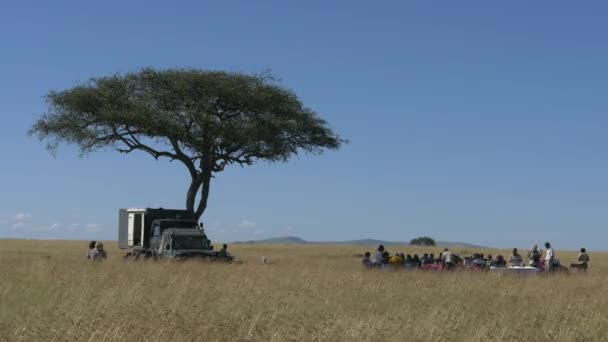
[149,218,211,252]
[155,228,226,260]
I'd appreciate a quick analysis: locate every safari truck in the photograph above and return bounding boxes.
[118,208,233,261]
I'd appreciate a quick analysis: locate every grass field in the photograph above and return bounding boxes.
[1,240,606,341]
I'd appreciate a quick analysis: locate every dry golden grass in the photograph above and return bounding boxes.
[1,240,607,341]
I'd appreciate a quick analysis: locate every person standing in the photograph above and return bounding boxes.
[544,242,555,275]
[442,248,454,270]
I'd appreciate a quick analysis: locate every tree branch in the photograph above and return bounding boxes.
[169,138,198,178]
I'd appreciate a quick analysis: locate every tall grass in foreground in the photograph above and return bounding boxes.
[1,240,607,341]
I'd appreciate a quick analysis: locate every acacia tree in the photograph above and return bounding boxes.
[409,236,436,246]
[30,68,344,221]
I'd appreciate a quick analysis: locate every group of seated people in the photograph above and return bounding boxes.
[361,244,591,272]
[361,245,458,270]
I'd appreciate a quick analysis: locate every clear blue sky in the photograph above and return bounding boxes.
[1,1,607,250]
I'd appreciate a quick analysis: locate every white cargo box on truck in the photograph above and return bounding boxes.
[118,208,146,249]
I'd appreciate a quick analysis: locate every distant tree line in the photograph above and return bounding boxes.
[409,236,436,246]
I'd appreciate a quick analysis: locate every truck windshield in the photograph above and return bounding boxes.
[172,236,205,250]
[161,221,197,229]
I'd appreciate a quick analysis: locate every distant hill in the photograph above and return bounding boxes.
[436,241,488,249]
[233,236,309,245]
[232,236,487,249]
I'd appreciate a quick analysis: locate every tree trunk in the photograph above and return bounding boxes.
[185,176,203,215]
[185,157,213,222]
[194,170,212,221]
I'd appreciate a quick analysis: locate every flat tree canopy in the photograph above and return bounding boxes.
[30,68,345,220]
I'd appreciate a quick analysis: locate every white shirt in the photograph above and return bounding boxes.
[373,250,384,264]
[443,251,453,263]
[545,248,554,261]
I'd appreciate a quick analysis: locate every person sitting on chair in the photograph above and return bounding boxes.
[89,242,107,261]
[86,240,96,259]
[412,254,422,268]
[382,251,390,265]
[420,253,431,266]
[389,253,403,265]
[362,252,373,268]
[573,248,590,271]
[218,244,229,257]
[373,245,385,265]
[495,255,507,267]
[509,248,523,267]
[472,254,486,269]
[486,254,494,267]
[528,245,541,268]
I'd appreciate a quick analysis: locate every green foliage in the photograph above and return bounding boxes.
[30,68,343,163]
[30,68,345,219]
[409,236,436,246]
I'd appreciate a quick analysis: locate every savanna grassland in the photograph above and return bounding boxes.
[1,240,607,342]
